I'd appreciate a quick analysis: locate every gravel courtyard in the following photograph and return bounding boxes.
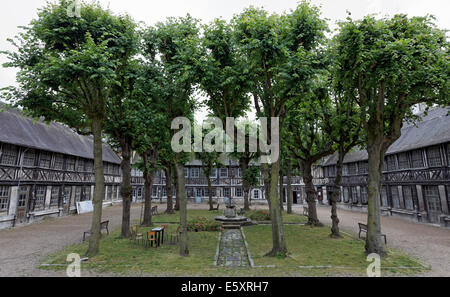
[0,203,448,277]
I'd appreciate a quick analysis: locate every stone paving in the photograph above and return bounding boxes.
[216,229,250,268]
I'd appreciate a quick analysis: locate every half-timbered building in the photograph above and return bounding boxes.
[320,107,450,228]
[0,104,122,229]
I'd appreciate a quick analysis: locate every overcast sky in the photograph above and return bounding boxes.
[1,0,449,119]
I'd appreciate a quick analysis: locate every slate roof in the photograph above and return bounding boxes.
[0,103,121,164]
[323,107,450,166]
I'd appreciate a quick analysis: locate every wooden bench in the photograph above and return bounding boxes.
[83,220,110,242]
[303,206,309,216]
[152,206,159,216]
[358,223,387,244]
[212,204,220,211]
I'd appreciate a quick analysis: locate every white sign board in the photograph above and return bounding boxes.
[76,201,94,215]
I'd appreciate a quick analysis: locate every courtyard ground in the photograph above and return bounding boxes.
[0,203,448,276]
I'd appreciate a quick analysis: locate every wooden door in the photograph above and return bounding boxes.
[16,186,29,223]
[63,186,72,214]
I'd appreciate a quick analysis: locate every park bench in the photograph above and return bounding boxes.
[152,206,159,216]
[358,223,387,244]
[83,220,110,242]
[212,204,220,211]
[303,206,309,216]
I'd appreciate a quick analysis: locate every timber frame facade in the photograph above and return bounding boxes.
[0,104,122,229]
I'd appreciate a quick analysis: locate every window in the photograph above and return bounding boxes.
[253,190,260,200]
[358,162,368,174]
[63,187,71,204]
[361,187,368,205]
[82,186,91,201]
[191,168,200,178]
[210,168,218,178]
[106,186,113,201]
[75,187,82,202]
[39,152,52,168]
[343,187,350,203]
[390,186,400,209]
[427,147,442,167]
[236,188,243,197]
[54,154,64,170]
[237,168,242,178]
[113,186,118,200]
[162,187,167,197]
[381,186,389,207]
[77,159,85,172]
[34,186,47,210]
[386,155,397,171]
[1,144,18,165]
[411,150,424,168]
[50,187,60,207]
[0,186,10,212]
[398,153,410,170]
[152,186,157,197]
[423,186,442,211]
[348,163,357,175]
[220,168,229,178]
[447,145,450,166]
[223,188,231,198]
[342,165,349,176]
[403,186,417,211]
[85,161,93,173]
[211,188,217,197]
[196,188,203,197]
[351,187,359,204]
[66,157,76,171]
[23,149,36,167]
[184,168,189,178]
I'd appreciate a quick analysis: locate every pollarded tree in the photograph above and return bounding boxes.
[334,14,449,255]
[233,3,328,257]
[2,0,137,257]
[285,78,336,227]
[143,16,201,257]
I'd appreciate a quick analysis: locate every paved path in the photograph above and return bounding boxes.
[290,204,450,277]
[216,229,250,268]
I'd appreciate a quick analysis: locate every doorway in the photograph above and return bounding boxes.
[424,186,442,224]
[16,186,30,223]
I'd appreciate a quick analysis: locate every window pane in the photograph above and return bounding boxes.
[34,186,47,210]
[1,144,18,165]
[50,187,60,206]
[0,186,10,212]
[348,163,357,175]
[398,153,410,169]
[23,149,36,167]
[54,154,64,170]
[39,152,52,168]
[343,187,350,203]
[381,187,389,207]
[387,155,397,171]
[359,162,368,174]
[66,157,76,171]
[391,186,400,209]
[361,187,368,205]
[220,168,229,178]
[402,186,416,211]
[411,150,424,168]
[427,147,442,167]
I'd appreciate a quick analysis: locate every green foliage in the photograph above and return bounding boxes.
[248,210,271,221]
[187,216,221,232]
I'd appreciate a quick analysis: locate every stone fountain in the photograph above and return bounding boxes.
[215,198,250,229]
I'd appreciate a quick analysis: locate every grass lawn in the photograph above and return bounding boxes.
[40,210,426,277]
[244,224,428,276]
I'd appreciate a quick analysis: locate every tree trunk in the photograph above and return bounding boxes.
[366,134,387,256]
[261,163,271,209]
[303,160,322,227]
[286,162,293,214]
[142,152,155,227]
[120,140,133,238]
[176,161,189,257]
[240,160,251,211]
[174,174,180,211]
[265,161,288,257]
[165,166,175,214]
[330,146,345,238]
[207,176,214,211]
[85,117,105,257]
[279,171,284,211]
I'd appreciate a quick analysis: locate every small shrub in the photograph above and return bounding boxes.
[248,210,271,221]
[187,216,221,232]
